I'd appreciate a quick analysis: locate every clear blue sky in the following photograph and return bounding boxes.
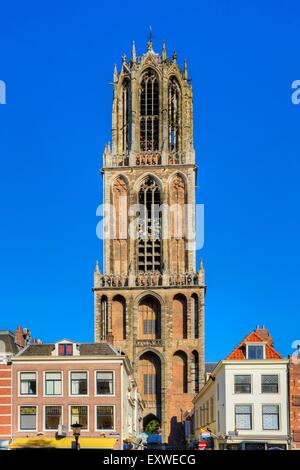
[0,0,299,361]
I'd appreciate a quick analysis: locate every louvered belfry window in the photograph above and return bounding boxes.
[140,69,159,151]
[138,177,161,272]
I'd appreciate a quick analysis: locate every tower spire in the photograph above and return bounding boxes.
[147,26,155,52]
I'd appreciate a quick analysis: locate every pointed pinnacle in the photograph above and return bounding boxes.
[183,59,188,80]
[132,41,136,62]
[113,64,118,82]
[162,40,167,61]
[95,260,99,273]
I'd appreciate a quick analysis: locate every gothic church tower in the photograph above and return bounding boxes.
[94,38,205,446]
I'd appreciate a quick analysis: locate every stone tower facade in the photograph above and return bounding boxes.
[94,39,205,446]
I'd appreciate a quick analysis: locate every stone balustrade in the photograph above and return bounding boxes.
[95,270,202,288]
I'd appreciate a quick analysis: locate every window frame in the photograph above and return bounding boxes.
[235,404,253,431]
[234,375,252,394]
[246,343,266,360]
[19,405,38,432]
[95,405,115,431]
[143,373,156,396]
[69,405,89,432]
[95,370,115,397]
[19,371,38,397]
[139,68,159,152]
[58,343,73,356]
[262,404,280,431]
[261,374,279,394]
[44,371,63,397]
[69,370,89,397]
[43,405,63,432]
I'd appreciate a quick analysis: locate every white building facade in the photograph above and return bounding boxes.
[193,327,290,450]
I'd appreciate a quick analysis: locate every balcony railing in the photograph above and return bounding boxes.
[143,400,162,410]
[104,151,186,167]
[135,339,163,347]
[168,152,185,164]
[136,152,161,166]
[97,274,129,288]
[95,271,201,288]
[169,272,199,286]
[135,272,163,287]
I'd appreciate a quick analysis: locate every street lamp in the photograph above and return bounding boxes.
[71,422,83,450]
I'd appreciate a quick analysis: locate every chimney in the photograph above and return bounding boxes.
[14,326,25,349]
[14,326,32,349]
[255,325,273,346]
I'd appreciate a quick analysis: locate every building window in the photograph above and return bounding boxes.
[168,77,181,153]
[58,343,73,356]
[247,344,264,359]
[45,406,62,430]
[70,372,88,395]
[261,375,279,393]
[140,69,159,151]
[234,375,251,394]
[262,405,279,430]
[138,177,161,272]
[235,405,252,430]
[20,372,37,395]
[20,406,37,430]
[210,398,214,422]
[45,372,62,395]
[193,294,199,339]
[144,373,156,395]
[71,406,88,430]
[96,406,114,430]
[143,319,156,334]
[96,371,114,395]
[217,383,220,401]
[122,79,130,155]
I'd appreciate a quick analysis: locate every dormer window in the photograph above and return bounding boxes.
[58,343,73,356]
[247,344,265,359]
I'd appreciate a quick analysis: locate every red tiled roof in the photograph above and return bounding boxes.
[226,330,282,360]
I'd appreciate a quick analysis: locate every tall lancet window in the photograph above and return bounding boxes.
[122,79,130,156]
[138,177,161,272]
[140,69,159,151]
[168,77,181,152]
[100,296,108,340]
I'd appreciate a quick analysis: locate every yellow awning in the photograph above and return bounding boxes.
[9,437,117,449]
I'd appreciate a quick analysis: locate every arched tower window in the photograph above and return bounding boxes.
[138,351,162,422]
[172,294,187,339]
[122,79,130,156]
[172,351,188,393]
[137,177,161,272]
[140,69,159,151]
[192,294,199,339]
[138,296,161,340]
[192,350,199,393]
[170,174,186,273]
[111,176,128,275]
[168,77,181,152]
[112,295,126,340]
[100,296,108,340]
